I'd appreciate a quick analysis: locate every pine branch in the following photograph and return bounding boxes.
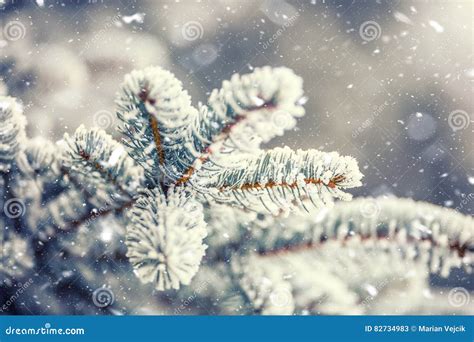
[193,146,363,214]
[206,197,473,277]
[233,239,431,315]
[62,125,144,205]
[0,96,26,173]
[116,67,198,187]
[0,227,34,284]
[176,67,306,184]
[125,187,207,291]
[19,137,61,181]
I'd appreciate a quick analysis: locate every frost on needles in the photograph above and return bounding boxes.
[0,66,472,314]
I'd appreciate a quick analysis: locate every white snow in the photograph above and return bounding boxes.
[428,20,444,33]
[122,13,146,25]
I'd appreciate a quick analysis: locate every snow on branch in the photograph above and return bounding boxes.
[116,66,198,186]
[18,137,62,184]
[116,66,306,188]
[0,227,34,284]
[62,125,144,205]
[235,239,430,315]
[207,197,473,277]
[194,146,363,214]
[0,96,26,172]
[125,187,207,291]
[177,66,305,184]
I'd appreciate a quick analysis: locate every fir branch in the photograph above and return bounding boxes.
[0,228,34,284]
[234,239,431,315]
[19,137,61,181]
[62,125,144,205]
[116,67,198,186]
[125,187,207,291]
[176,67,306,184]
[0,96,26,173]
[206,197,473,277]
[194,146,363,214]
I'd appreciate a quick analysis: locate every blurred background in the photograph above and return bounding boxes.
[0,0,472,214]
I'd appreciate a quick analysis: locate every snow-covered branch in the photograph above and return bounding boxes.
[0,96,26,173]
[194,147,362,214]
[126,187,207,290]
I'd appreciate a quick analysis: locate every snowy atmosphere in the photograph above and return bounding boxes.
[0,0,473,316]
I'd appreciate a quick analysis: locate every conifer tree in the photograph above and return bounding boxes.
[0,66,472,314]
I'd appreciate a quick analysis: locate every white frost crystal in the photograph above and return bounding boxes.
[126,188,207,291]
